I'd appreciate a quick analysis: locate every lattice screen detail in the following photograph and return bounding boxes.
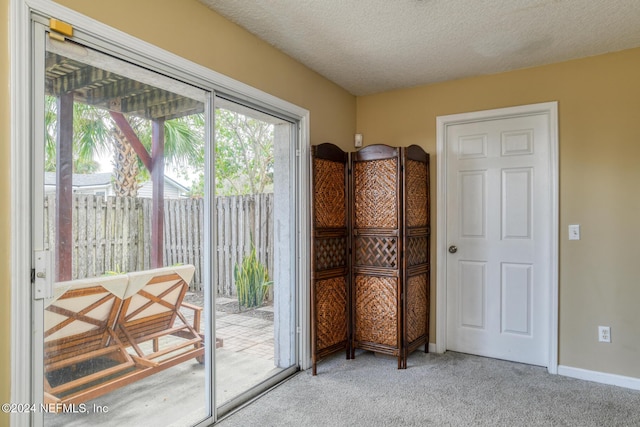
[315,237,348,271]
[354,236,398,268]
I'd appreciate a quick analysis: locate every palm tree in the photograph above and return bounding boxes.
[45,96,204,196]
[111,126,141,197]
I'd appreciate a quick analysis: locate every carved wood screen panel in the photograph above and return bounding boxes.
[402,146,431,363]
[352,145,403,367]
[311,143,350,375]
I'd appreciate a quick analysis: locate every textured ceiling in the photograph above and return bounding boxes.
[201,0,640,96]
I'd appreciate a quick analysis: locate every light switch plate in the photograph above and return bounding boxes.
[568,224,580,240]
[354,133,363,147]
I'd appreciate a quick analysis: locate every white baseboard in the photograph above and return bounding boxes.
[558,365,640,391]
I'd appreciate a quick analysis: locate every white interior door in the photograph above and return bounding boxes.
[445,112,552,366]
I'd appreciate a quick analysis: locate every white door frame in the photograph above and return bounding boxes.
[435,102,559,374]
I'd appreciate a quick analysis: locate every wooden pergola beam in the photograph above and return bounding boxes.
[56,92,74,281]
[47,66,112,96]
[84,78,151,105]
[110,91,184,114]
[140,98,204,120]
[151,119,165,268]
[93,89,203,120]
[109,111,153,172]
[47,55,200,122]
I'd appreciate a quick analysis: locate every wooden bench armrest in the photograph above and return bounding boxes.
[180,302,202,332]
[180,302,202,312]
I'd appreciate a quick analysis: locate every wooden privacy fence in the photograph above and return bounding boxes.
[43,193,274,296]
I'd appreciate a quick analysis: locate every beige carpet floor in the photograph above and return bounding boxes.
[218,350,640,426]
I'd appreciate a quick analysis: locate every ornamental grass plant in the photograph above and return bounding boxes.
[234,242,272,309]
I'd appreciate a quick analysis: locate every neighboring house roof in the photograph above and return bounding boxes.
[44,172,112,187]
[163,175,190,193]
[44,172,190,197]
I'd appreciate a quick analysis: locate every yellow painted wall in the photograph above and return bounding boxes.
[357,47,640,378]
[1,0,11,424]
[54,0,356,148]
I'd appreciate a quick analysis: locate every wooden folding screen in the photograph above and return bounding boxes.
[311,143,351,375]
[312,143,429,372]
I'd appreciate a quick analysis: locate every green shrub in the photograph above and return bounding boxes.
[234,242,272,309]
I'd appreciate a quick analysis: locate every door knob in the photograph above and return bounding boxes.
[448,245,458,254]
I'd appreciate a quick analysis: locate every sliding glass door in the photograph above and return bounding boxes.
[30,16,301,426]
[213,98,298,414]
[33,22,213,426]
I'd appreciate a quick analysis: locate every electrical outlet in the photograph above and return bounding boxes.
[598,326,611,343]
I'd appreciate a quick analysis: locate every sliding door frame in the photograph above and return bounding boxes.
[10,1,311,425]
